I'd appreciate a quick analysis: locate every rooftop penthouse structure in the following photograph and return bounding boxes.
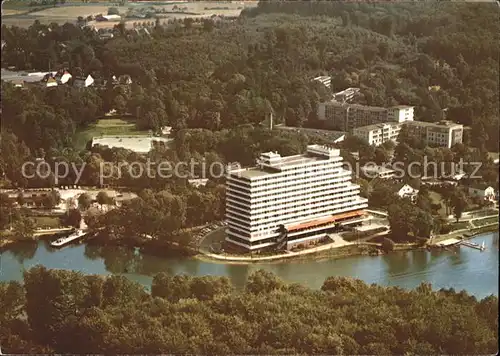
[225,145,368,251]
[313,75,331,88]
[332,87,360,103]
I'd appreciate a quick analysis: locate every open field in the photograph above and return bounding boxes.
[29,5,112,18]
[473,216,499,227]
[2,1,257,28]
[74,118,149,150]
[33,216,62,229]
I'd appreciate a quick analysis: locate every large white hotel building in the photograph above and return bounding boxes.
[225,145,368,251]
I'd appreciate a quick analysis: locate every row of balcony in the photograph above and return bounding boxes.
[226,182,359,207]
[227,164,347,191]
[227,175,353,201]
[226,199,368,228]
[226,187,361,214]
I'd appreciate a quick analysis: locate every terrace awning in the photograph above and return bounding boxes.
[285,210,365,233]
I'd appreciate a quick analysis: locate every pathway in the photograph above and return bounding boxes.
[200,233,355,262]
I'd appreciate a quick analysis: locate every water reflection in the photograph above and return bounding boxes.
[413,250,429,270]
[382,251,411,276]
[448,247,464,266]
[0,233,498,299]
[8,241,37,264]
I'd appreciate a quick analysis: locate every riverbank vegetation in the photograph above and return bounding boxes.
[0,266,497,354]
[84,184,225,253]
[1,2,498,256]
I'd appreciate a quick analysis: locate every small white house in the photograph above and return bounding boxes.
[188,178,209,188]
[468,185,495,201]
[60,71,72,84]
[46,77,58,87]
[396,184,419,202]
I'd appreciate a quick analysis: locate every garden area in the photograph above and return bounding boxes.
[73,118,150,150]
[473,216,499,227]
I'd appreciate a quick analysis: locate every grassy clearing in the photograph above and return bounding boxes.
[450,221,470,231]
[74,118,149,150]
[33,216,62,229]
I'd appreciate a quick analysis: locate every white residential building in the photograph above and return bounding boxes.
[396,184,419,202]
[332,87,360,103]
[225,145,368,251]
[60,71,72,84]
[361,164,396,179]
[352,122,402,146]
[317,102,414,131]
[313,76,331,88]
[468,184,495,201]
[404,120,463,148]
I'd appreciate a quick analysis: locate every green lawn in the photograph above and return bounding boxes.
[73,118,150,151]
[449,221,470,231]
[33,216,62,229]
[473,216,499,227]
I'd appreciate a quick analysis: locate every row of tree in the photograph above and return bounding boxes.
[0,266,497,354]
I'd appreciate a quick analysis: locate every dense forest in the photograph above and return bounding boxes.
[0,266,497,354]
[1,1,498,158]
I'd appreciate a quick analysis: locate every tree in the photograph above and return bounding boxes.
[113,95,127,115]
[381,237,395,253]
[64,208,82,228]
[78,193,92,210]
[183,17,194,29]
[452,191,468,222]
[42,190,61,209]
[202,19,214,32]
[17,193,26,207]
[96,191,112,206]
[246,270,283,294]
[387,200,417,240]
[12,216,35,240]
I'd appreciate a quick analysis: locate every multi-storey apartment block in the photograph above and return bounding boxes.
[352,122,402,146]
[333,87,360,103]
[313,76,331,88]
[225,145,368,251]
[317,101,414,131]
[404,120,463,148]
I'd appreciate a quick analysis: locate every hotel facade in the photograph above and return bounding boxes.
[225,145,368,251]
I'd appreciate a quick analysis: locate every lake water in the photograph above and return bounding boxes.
[1,232,498,299]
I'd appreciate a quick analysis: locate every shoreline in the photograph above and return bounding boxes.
[195,223,499,264]
[2,222,497,262]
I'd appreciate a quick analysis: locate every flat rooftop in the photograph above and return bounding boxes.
[362,164,395,173]
[405,120,462,128]
[354,122,400,131]
[235,155,325,179]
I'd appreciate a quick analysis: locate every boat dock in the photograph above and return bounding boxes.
[460,240,486,251]
[431,237,486,252]
[50,229,88,248]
